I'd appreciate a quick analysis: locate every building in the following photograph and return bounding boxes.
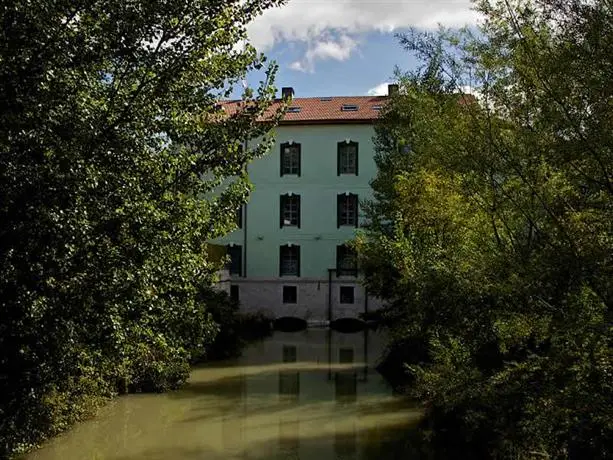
[214,85,398,321]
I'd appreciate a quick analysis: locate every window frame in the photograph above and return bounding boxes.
[226,245,242,276]
[337,141,359,176]
[282,285,298,304]
[279,245,301,277]
[337,193,358,228]
[280,194,301,228]
[336,244,358,277]
[339,286,355,304]
[280,142,301,176]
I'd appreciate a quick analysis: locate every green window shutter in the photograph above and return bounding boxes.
[280,143,286,176]
[296,246,301,277]
[297,144,302,177]
[337,194,342,228]
[296,195,301,228]
[354,142,359,176]
[337,142,341,176]
[353,194,359,228]
[279,245,284,276]
[279,194,285,228]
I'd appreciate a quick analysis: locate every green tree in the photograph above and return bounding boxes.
[0,0,284,456]
[358,0,612,457]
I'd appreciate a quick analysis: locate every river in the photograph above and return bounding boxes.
[26,329,423,460]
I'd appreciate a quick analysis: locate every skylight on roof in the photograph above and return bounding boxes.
[341,104,359,111]
[287,106,301,113]
[320,97,333,101]
[372,105,383,110]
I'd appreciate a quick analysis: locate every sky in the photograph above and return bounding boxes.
[235,0,480,98]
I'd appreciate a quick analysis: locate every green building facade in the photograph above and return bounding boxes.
[215,87,395,321]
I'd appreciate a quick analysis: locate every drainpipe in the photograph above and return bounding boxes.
[327,268,335,323]
[327,328,332,382]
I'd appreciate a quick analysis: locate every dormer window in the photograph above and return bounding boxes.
[320,97,333,101]
[341,104,359,111]
[287,106,301,113]
[372,105,383,111]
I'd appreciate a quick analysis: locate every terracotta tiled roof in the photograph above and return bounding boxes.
[221,96,389,124]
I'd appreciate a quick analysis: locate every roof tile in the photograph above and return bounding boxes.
[222,96,389,124]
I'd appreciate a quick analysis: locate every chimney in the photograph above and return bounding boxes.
[388,84,399,96]
[281,87,295,99]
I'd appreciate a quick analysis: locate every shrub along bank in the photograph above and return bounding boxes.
[0,0,285,457]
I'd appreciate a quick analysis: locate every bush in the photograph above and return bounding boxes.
[0,0,284,456]
[200,288,273,361]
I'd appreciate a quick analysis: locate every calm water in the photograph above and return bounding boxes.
[26,329,423,460]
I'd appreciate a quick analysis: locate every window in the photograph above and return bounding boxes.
[280,194,301,228]
[287,106,301,113]
[279,245,300,277]
[340,286,355,304]
[337,141,358,175]
[230,285,239,303]
[280,142,301,176]
[341,104,359,111]
[336,245,357,276]
[235,206,242,229]
[226,245,242,276]
[337,194,358,227]
[283,286,297,304]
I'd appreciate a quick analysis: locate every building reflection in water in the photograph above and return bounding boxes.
[279,345,300,400]
[278,418,300,459]
[278,345,300,458]
[334,346,358,458]
[274,331,374,459]
[335,347,357,403]
[221,370,246,457]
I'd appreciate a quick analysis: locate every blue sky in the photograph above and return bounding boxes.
[234,0,479,98]
[259,30,420,97]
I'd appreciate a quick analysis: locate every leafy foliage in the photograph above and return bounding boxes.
[0,0,284,456]
[358,1,612,457]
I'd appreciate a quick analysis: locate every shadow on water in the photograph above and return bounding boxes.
[273,316,307,332]
[25,329,432,460]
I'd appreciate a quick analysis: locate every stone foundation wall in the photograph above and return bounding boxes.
[217,277,384,321]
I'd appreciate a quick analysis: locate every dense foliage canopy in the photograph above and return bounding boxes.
[0,0,284,456]
[358,0,612,457]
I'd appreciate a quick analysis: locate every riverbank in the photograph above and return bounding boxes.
[23,329,422,460]
[5,293,274,460]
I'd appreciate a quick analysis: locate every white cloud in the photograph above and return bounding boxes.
[247,0,479,70]
[289,61,307,72]
[367,82,393,96]
[290,35,357,73]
